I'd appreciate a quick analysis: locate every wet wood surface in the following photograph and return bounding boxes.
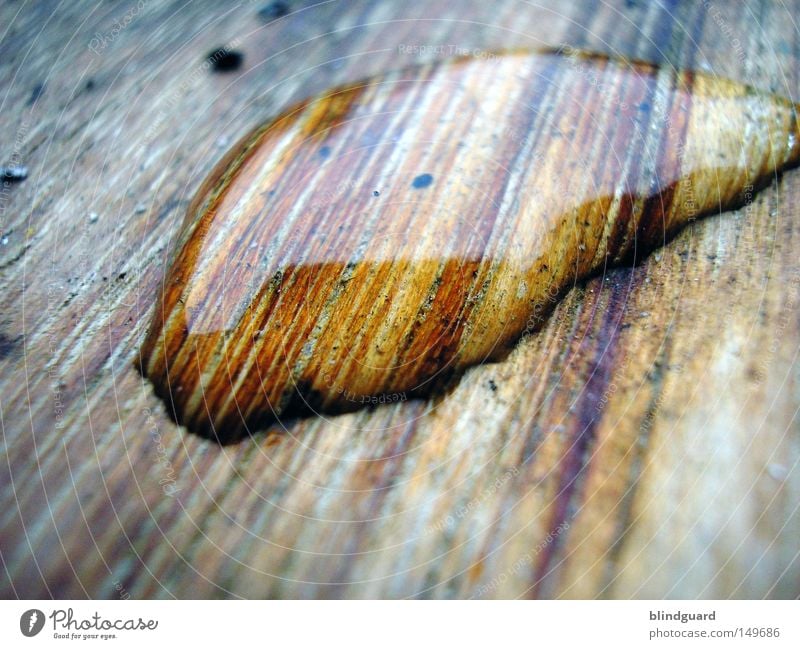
[1,0,799,598]
[141,48,800,444]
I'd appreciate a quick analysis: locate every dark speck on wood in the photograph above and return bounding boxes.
[258,1,290,21]
[207,48,244,72]
[1,166,27,182]
[412,173,434,189]
[28,83,45,106]
[0,333,21,359]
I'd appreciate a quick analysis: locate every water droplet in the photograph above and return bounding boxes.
[140,50,800,442]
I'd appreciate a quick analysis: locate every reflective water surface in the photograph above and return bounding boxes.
[140,50,800,442]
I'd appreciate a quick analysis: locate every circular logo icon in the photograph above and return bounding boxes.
[20,609,45,637]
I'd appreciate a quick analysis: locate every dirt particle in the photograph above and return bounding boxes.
[258,1,290,21]
[1,166,27,182]
[411,173,434,189]
[28,82,45,105]
[207,48,244,73]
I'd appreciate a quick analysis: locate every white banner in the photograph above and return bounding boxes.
[0,600,797,648]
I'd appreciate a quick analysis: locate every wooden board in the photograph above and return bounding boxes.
[1,0,798,599]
